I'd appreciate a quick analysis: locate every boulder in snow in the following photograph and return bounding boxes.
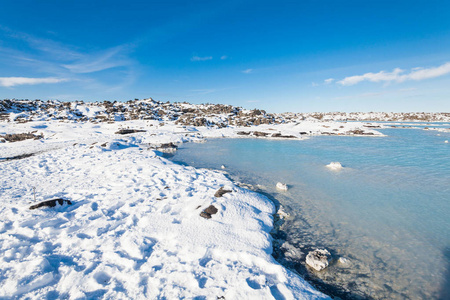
[29,198,72,210]
[200,205,218,219]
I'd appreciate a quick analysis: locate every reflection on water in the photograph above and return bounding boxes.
[169,127,450,299]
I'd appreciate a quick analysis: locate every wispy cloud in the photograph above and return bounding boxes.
[0,77,68,87]
[242,69,253,74]
[62,46,132,74]
[338,62,450,86]
[220,55,228,60]
[0,26,137,92]
[191,56,213,61]
[324,78,334,84]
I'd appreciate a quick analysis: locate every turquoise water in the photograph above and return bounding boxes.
[169,127,450,299]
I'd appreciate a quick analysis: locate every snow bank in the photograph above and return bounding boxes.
[0,121,328,299]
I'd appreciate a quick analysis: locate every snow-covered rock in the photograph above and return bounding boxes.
[306,249,332,271]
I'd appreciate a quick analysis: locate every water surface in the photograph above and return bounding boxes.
[169,126,450,299]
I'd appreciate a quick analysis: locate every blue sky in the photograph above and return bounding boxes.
[0,0,449,112]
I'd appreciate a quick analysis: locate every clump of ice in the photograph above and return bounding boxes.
[276,182,288,191]
[338,257,351,266]
[326,162,343,170]
[306,249,332,271]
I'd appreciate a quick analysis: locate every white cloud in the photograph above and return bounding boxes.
[191,56,213,61]
[0,77,67,87]
[220,55,228,60]
[338,62,450,86]
[324,78,335,84]
[242,69,253,74]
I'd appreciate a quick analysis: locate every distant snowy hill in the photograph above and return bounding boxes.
[1,98,449,125]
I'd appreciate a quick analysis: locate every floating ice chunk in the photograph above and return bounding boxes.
[326,162,343,170]
[276,182,288,191]
[221,165,226,169]
[338,257,351,266]
[445,140,448,143]
[306,249,332,271]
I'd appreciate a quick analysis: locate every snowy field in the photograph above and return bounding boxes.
[0,120,334,299]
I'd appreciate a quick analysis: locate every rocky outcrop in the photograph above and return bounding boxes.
[1,132,43,142]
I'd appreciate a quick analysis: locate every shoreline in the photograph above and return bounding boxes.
[0,119,333,299]
[1,113,448,298]
[168,142,365,300]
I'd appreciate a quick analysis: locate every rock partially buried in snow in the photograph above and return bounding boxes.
[200,205,218,219]
[29,198,72,210]
[306,249,332,271]
[326,162,343,170]
[276,182,288,191]
[214,186,232,197]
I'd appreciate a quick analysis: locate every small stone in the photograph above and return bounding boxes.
[214,187,232,197]
[306,249,332,271]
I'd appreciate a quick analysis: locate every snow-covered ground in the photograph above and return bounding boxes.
[1,120,334,299]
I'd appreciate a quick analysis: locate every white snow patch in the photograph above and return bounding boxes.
[0,120,328,299]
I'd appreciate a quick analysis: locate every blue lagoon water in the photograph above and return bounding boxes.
[169,127,450,299]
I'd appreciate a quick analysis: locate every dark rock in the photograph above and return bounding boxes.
[158,142,178,149]
[200,211,212,219]
[252,131,268,137]
[271,133,297,138]
[237,131,251,135]
[214,187,232,197]
[115,129,147,134]
[29,198,72,210]
[204,205,218,215]
[1,132,43,142]
[200,205,218,219]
